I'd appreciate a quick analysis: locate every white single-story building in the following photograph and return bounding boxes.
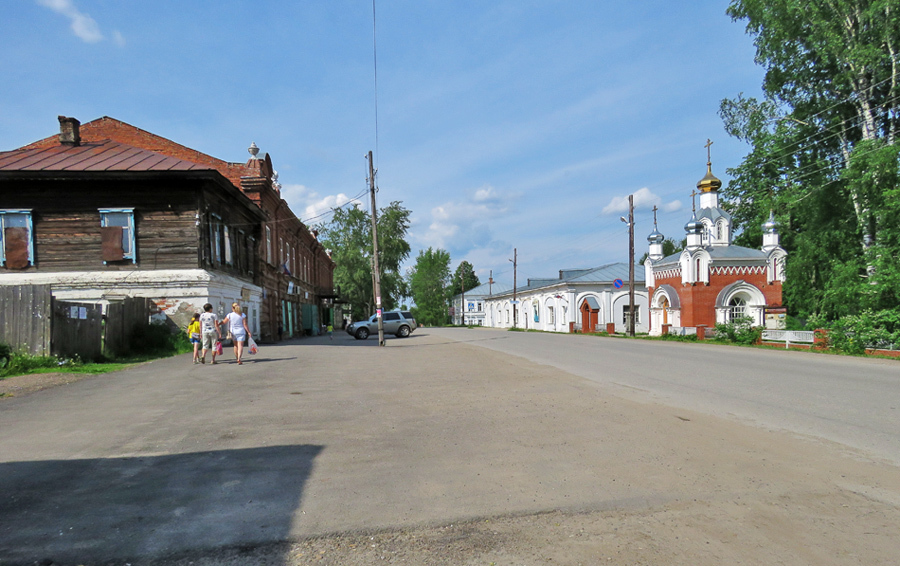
[450,281,512,326]
[484,263,649,334]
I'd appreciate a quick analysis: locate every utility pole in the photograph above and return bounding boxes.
[368,150,385,346]
[628,194,635,337]
[509,248,517,328]
[460,265,465,326]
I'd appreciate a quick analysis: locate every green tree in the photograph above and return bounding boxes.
[408,247,452,326]
[639,238,684,264]
[317,202,411,320]
[721,0,900,319]
[448,261,481,297]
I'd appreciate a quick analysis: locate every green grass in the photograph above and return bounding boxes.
[0,325,193,380]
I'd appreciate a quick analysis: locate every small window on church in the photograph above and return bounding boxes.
[623,305,640,324]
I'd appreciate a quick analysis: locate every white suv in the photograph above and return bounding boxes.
[347,311,417,340]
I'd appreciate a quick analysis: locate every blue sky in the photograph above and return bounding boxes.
[1,1,764,286]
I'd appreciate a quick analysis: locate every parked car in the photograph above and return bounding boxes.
[347,311,417,340]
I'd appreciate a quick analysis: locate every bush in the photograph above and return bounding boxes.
[0,342,10,368]
[714,316,763,345]
[829,309,900,355]
[128,322,192,356]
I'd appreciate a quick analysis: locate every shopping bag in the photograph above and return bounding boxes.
[215,341,223,356]
[248,336,259,355]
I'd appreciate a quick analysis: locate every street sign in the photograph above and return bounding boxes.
[511,300,520,304]
[614,279,623,289]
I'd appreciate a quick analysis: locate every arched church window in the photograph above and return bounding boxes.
[728,296,747,322]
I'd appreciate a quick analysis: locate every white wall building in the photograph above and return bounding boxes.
[483,263,649,334]
[451,281,511,326]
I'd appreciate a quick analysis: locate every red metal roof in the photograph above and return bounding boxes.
[0,139,213,173]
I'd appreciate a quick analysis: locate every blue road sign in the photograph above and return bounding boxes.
[614,279,623,289]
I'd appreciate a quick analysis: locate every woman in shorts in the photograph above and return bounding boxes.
[222,302,252,365]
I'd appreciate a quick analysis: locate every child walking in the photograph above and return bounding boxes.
[187,313,201,364]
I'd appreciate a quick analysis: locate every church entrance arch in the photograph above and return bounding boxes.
[715,281,766,326]
[579,296,600,333]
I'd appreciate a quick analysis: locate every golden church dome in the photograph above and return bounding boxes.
[696,163,722,193]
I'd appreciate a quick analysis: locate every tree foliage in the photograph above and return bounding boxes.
[407,247,452,326]
[448,261,481,297]
[317,202,411,320]
[721,0,900,320]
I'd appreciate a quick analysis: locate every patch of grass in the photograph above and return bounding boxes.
[0,352,141,379]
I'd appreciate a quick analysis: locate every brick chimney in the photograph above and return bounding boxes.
[58,116,81,146]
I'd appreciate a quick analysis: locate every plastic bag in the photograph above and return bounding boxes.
[248,336,259,355]
[215,341,223,356]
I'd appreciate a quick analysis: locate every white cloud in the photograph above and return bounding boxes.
[601,187,681,215]
[112,30,126,47]
[417,185,516,252]
[280,183,362,225]
[37,0,104,43]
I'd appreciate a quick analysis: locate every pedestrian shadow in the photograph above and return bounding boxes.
[0,444,323,565]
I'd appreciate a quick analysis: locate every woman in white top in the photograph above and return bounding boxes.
[221,302,252,364]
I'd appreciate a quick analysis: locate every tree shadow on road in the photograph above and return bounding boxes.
[0,444,323,565]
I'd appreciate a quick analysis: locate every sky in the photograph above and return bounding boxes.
[1,1,766,288]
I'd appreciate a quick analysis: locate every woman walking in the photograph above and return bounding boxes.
[222,302,252,364]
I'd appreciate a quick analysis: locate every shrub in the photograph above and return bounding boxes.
[128,322,192,356]
[829,309,900,355]
[714,316,763,345]
[0,342,10,367]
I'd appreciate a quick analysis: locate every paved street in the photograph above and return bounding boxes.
[1,328,899,565]
[427,327,900,465]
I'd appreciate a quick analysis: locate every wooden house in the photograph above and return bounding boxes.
[0,116,266,332]
[17,116,338,342]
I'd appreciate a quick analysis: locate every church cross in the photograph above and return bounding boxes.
[652,205,659,228]
[690,190,697,212]
[704,138,714,165]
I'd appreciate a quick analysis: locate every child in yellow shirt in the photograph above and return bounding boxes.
[187,313,201,364]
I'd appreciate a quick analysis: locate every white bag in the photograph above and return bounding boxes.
[248,336,259,355]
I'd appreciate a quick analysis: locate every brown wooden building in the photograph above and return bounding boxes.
[1,116,336,339]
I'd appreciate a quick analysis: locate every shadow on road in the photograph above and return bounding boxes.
[0,444,323,565]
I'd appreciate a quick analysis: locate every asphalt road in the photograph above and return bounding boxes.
[428,327,900,465]
[1,327,898,564]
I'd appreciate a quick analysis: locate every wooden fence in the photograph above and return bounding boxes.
[103,297,152,358]
[0,285,52,356]
[52,301,103,361]
[0,286,151,360]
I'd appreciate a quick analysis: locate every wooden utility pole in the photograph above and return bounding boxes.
[628,194,636,337]
[460,266,465,326]
[509,248,517,328]
[368,150,385,346]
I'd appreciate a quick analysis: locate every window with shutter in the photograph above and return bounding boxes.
[99,209,135,263]
[0,210,34,269]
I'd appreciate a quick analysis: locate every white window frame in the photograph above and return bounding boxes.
[224,225,233,265]
[265,225,273,264]
[623,305,641,324]
[99,208,136,263]
[0,209,35,267]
